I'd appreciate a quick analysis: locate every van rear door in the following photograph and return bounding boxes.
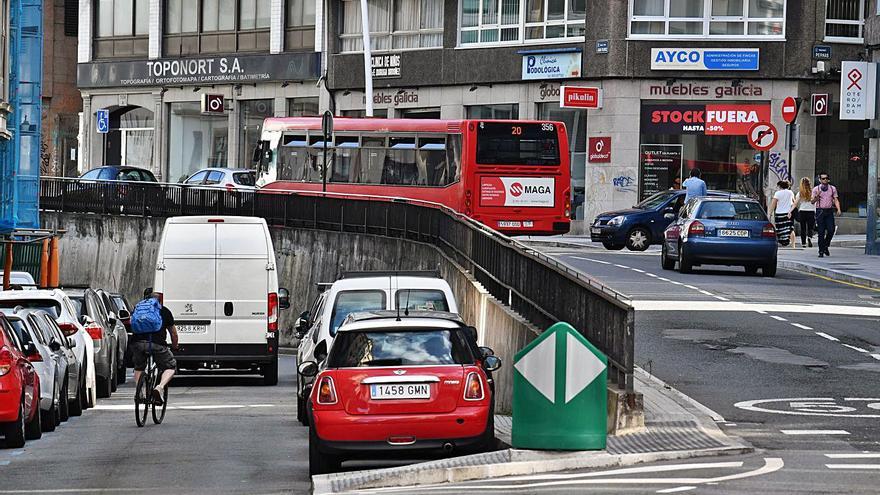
[161,223,217,354]
[214,223,270,354]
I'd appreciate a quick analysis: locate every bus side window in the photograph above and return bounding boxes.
[360,137,386,184]
[382,137,418,186]
[446,135,462,185]
[419,137,446,186]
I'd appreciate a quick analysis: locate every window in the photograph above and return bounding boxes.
[330,290,387,336]
[328,330,474,367]
[239,99,274,167]
[288,98,320,117]
[466,104,519,120]
[825,0,865,42]
[64,0,78,36]
[233,172,256,185]
[164,0,271,55]
[287,0,316,50]
[476,122,560,166]
[460,0,585,45]
[395,290,450,312]
[81,169,101,179]
[94,0,149,57]
[696,200,767,221]
[205,171,224,184]
[629,0,786,38]
[538,103,586,218]
[186,170,209,184]
[339,0,443,52]
[168,102,230,183]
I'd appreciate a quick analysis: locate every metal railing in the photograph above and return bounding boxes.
[39,177,635,390]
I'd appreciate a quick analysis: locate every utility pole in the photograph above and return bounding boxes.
[360,0,374,117]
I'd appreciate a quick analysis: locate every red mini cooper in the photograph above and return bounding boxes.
[300,311,501,475]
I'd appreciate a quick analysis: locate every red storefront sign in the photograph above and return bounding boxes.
[560,86,603,109]
[588,137,611,163]
[641,103,771,136]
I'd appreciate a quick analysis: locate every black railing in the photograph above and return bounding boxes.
[39,177,635,390]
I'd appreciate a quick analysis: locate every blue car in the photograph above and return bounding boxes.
[591,190,733,251]
[660,197,778,277]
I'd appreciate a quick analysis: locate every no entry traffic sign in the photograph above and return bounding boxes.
[748,122,778,151]
[782,96,798,124]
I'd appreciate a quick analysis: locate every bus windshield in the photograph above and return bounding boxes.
[476,122,560,166]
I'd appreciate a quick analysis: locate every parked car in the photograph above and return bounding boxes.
[63,166,161,214]
[64,288,118,398]
[9,311,73,431]
[590,190,743,251]
[300,311,501,475]
[295,271,459,425]
[0,290,92,413]
[660,197,778,277]
[153,216,290,385]
[109,293,133,333]
[182,168,257,191]
[0,313,42,447]
[80,166,158,182]
[96,290,128,385]
[0,271,37,290]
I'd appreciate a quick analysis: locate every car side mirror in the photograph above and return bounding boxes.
[295,311,310,337]
[483,355,502,372]
[314,340,328,362]
[118,309,130,319]
[49,340,62,352]
[298,361,319,377]
[278,288,291,310]
[478,346,494,359]
[664,213,675,220]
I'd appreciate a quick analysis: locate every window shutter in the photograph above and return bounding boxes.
[64,0,78,37]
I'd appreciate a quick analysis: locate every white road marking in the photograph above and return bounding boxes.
[815,332,839,341]
[631,268,645,273]
[0,490,152,494]
[841,344,869,354]
[770,315,788,321]
[698,290,714,296]
[825,465,880,470]
[668,281,683,285]
[572,256,611,265]
[714,296,730,301]
[825,453,880,459]
[632,300,880,317]
[790,323,813,330]
[780,430,850,435]
[870,354,880,361]
[657,487,697,493]
[93,404,276,411]
[736,398,880,418]
[683,285,699,290]
[646,273,658,278]
[614,264,630,269]
[657,277,672,282]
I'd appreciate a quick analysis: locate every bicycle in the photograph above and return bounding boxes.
[134,347,168,427]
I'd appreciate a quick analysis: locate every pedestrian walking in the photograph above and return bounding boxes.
[769,180,795,247]
[794,177,816,247]
[682,168,707,203]
[811,172,841,258]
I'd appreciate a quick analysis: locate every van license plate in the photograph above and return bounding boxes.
[176,324,207,334]
[370,383,430,400]
[498,221,522,228]
[719,229,749,237]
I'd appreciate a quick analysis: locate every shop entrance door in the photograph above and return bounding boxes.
[104,106,155,169]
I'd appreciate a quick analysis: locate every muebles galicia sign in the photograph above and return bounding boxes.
[521,52,581,80]
[650,48,759,71]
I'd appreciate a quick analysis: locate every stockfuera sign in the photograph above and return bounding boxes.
[480,177,555,208]
[77,52,321,88]
[650,48,759,71]
[521,51,581,80]
[641,104,771,135]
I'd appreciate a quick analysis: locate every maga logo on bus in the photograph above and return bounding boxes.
[481,177,555,207]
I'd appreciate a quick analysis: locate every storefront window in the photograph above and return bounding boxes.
[239,100,274,168]
[466,104,519,119]
[399,108,441,119]
[825,0,865,42]
[341,109,390,118]
[94,0,149,58]
[629,0,786,38]
[460,0,585,45]
[815,117,868,215]
[288,97,320,116]
[538,103,586,219]
[105,107,154,171]
[340,0,443,52]
[168,102,230,182]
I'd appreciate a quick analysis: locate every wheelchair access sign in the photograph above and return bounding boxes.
[96,109,109,134]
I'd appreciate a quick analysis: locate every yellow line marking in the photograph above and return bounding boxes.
[783,267,880,292]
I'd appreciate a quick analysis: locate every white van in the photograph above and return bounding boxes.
[153,216,289,385]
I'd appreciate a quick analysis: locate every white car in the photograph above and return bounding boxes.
[0,289,97,410]
[0,271,38,290]
[181,168,257,191]
[294,271,458,425]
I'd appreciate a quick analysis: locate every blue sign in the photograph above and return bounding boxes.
[596,40,609,54]
[521,51,582,80]
[96,109,109,134]
[650,48,759,71]
[813,45,832,60]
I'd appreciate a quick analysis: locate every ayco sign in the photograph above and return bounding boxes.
[641,104,771,135]
[650,48,759,71]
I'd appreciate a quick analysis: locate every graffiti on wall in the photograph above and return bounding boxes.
[612,175,636,193]
[768,152,790,183]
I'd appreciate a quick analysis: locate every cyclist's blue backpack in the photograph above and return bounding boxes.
[131,298,163,334]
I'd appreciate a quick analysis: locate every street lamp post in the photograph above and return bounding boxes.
[360,0,374,117]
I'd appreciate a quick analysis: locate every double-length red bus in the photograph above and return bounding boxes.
[254,118,571,235]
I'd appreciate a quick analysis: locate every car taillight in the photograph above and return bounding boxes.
[464,372,484,401]
[0,347,13,376]
[85,323,103,341]
[688,221,705,237]
[225,183,235,192]
[58,322,78,337]
[564,194,571,218]
[316,376,337,405]
[762,223,777,238]
[267,292,278,334]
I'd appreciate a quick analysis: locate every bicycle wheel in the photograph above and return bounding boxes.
[152,385,168,424]
[134,372,150,427]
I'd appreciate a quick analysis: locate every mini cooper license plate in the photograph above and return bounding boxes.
[719,229,749,238]
[370,383,431,400]
[176,324,207,334]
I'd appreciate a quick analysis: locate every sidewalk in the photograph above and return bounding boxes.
[516,234,880,290]
[312,368,751,494]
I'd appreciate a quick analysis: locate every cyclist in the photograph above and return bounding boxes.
[130,290,178,405]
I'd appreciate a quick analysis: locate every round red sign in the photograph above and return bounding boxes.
[782,96,798,124]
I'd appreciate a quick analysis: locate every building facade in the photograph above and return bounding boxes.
[324,0,871,234]
[77,0,322,182]
[43,0,81,177]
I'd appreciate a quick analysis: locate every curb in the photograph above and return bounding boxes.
[518,240,601,250]
[312,445,754,494]
[779,259,880,290]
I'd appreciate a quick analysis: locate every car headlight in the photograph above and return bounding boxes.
[607,216,625,227]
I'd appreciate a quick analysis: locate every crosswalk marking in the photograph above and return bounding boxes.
[825,465,880,470]
[824,453,880,459]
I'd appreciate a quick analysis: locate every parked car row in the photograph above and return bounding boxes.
[294,271,501,475]
[79,165,256,191]
[0,286,134,447]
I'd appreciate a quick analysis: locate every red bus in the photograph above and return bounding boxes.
[254,118,571,235]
